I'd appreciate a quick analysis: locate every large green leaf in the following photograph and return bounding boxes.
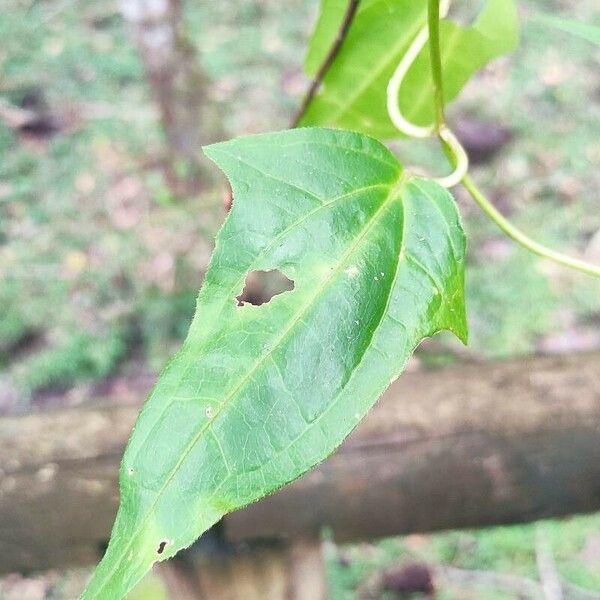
[82,128,467,599]
[300,0,519,139]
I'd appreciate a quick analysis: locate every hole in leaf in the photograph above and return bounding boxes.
[236,269,295,307]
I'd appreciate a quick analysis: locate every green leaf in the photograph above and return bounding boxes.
[532,13,600,46]
[304,0,350,75]
[82,128,467,599]
[300,0,519,139]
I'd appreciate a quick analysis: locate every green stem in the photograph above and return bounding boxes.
[462,175,600,277]
[427,0,445,129]
[425,0,600,278]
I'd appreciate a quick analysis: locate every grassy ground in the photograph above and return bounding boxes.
[0,0,313,410]
[327,514,600,598]
[0,0,599,597]
[1,0,599,409]
[2,514,598,599]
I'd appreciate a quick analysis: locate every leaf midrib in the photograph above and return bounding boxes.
[200,182,411,492]
[127,178,392,464]
[88,172,407,598]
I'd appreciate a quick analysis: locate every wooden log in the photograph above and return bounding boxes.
[0,353,599,574]
[0,405,134,573]
[227,352,600,542]
[158,539,326,600]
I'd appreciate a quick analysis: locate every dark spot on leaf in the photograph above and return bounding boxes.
[236,269,295,306]
[157,540,168,554]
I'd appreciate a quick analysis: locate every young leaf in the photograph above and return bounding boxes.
[304,0,350,75]
[82,128,467,599]
[300,0,518,139]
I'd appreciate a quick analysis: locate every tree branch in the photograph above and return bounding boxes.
[224,0,361,211]
[290,0,360,127]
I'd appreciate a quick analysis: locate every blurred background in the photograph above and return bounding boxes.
[0,0,599,598]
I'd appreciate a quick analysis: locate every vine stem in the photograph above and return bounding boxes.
[289,0,600,278]
[436,125,469,188]
[427,0,446,129]
[461,175,600,277]
[424,0,600,278]
[386,0,451,139]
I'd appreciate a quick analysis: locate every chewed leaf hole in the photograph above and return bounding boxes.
[236,269,295,307]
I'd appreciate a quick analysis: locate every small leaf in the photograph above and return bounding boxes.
[300,0,519,139]
[82,128,467,599]
[532,13,600,46]
[304,0,350,75]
